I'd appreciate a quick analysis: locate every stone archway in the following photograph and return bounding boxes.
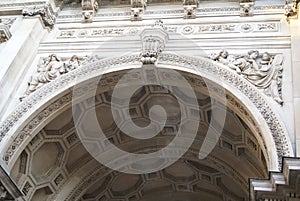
[0,53,294,200]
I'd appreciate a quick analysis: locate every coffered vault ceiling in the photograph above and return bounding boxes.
[9,70,268,201]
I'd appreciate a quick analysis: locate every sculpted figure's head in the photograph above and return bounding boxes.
[248,50,259,59]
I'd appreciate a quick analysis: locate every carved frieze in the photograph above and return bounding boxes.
[208,50,284,104]
[22,3,56,29]
[20,54,93,100]
[56,22,278,39]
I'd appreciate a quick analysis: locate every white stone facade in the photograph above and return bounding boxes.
[0,0,299,200]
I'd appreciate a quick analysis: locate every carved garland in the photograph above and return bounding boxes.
[0,54,290,169]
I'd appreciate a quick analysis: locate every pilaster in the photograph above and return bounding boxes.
[0,18,47,122]
[290,16,300,157]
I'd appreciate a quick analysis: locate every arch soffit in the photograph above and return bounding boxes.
[0,53,293,172]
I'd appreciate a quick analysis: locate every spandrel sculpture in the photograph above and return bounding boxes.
[210,50,284,104]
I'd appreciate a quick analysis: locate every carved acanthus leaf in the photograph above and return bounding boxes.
[208,50,283,104]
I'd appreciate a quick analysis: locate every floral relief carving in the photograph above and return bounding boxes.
[208,50,284,105]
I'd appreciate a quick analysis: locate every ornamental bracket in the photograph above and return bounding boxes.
[131,0,147,21]
[140,20,169,64]
[285,0,299,21]
[240,0,254,16]
[183,0,198,19]
[82,0,99,22]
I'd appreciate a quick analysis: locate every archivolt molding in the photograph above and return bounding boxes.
[0,53,292,171]
[158,53,292,165]
[0,54,141,167]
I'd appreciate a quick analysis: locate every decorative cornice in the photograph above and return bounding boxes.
[250,157,300,201]
[56,5,285,21]
[0,1,47,9]
[22,3,56,29]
